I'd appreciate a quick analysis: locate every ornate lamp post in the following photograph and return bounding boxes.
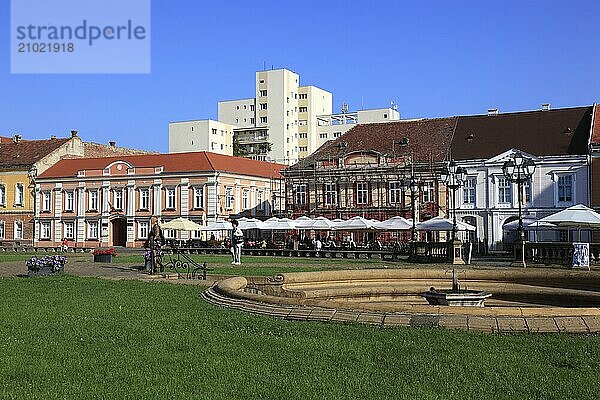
[400,177,422,242]
[28,166,38,246]
[440,161,467,264]
[440,161,467,240]
[502,151,535,267]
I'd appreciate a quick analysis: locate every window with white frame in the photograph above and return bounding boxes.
[193,187,203,209]
[140,188,149,210]
[42,191,51,211]
[0,221,4,239]
[497,177,512,204]
[113,189,123,210]
[40,221,51,239]
[138,221,149,239]
[295,185,307,205]
[64,191,74,211]
[260,116,267,124]
[356,182,369,205]
[324,183,337,206]
[0,184,5,206]
[14,221,23,240]
[64,222,74,240]
[89,190,99,211]
[319,133,327,139]
[421,181,434,203]
[14,183,24,206]
[558,175,573,203]
[166,188,176,209]
[192,227,202,239]
[242,189,249,209]
[389,181,403,204]
[257,191,264,210]
[225,187,234,210]
[463,178,476,205]
[88,221,99,239]
[165,228,176,239]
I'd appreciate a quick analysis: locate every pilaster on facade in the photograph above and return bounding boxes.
[126,181,136,217]
[152,180,162,216]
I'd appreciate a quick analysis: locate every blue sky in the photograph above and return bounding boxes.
[1,0,599,152]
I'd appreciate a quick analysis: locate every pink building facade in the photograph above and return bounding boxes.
[34,152,284,248]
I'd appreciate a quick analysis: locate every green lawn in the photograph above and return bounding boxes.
[0,275,598,399]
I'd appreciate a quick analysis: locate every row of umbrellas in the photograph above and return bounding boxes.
[160,215,477,232]
[503,204,600,231]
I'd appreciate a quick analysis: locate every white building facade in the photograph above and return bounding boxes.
[454,149,590,250]
[169,120,234,155]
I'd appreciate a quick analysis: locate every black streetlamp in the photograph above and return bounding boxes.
[28,166,38,246]
[400,177,422,242]
[440,161,467,241]
[502,151,535,242]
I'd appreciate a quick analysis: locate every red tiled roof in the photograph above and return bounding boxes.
[591,105,600,144]
[38,151,285,179]
[0,137,70,168]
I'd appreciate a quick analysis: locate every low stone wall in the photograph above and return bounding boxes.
[204,268,600,334]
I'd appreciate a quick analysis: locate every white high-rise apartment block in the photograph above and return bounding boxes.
[168,68,398,165]
[169,120,234,155]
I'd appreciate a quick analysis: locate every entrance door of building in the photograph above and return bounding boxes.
[112,218,127,247]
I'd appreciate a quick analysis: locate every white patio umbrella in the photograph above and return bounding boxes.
[503,216,555,231]
[202,220,233,231]
[160,217,202,231]
[333,216,382,231]
[309,216,336,230]
[539,204,600,241]
[375,216,412,231]
[539,204,600,228]
[238,218,265,230]
[294,216,315,229]
[260,217,298,230]
[416,216,476,231]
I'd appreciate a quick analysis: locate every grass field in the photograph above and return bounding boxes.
[0,275,598,399]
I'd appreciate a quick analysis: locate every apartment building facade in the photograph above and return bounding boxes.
[169,68,395,164]
[34,152,284,248]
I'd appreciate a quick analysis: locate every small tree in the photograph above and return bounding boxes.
[233,135,248,157]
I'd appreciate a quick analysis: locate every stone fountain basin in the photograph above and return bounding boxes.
[421,289,492,307]
[218,269,600,315]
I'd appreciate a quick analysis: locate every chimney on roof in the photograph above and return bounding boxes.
[70,130,78,137]
[542,103,551,111]
[50,135,57,140]
[13,134,21,143]
[109,141,116,147]
[487,108,499,116]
